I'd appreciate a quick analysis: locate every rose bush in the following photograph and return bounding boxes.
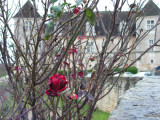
[46,74,68,96]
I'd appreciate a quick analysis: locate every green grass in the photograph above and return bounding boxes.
[83,104,110,120]
[92,109,110,120]
[0,73,7,78]
[56,99,110,119]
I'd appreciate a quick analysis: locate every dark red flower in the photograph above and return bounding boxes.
[46,74,68,97]
[73,7,81,14]
[78,71,83,78]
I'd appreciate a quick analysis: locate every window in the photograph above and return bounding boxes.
[87,42,94,53]
[25,20,32,32]
[119,21,126,32]
[147,20,154,30]
[86,22,96,36]
[102,41,105,47]
[119,21,128,36]
[149,40,154,51]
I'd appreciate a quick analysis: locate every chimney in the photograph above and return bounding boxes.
[105,6,107,11]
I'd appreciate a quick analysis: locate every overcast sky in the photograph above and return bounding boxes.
[10,0,160,14]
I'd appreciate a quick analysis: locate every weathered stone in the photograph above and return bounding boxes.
[109,76,160,120]
[96,77,142,112]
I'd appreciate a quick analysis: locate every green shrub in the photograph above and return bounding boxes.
[126,66,138,74]
[116,68,123,72]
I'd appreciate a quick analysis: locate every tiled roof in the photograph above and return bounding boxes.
[13,1,41,18]
[44,0,159,37]
[143,0,160,16]
[95,11,130,36]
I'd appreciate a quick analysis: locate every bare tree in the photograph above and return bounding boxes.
[0,0,160,119]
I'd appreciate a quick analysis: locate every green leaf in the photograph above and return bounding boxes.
[50,6,62,17]
[44,21,54,40]
[44,34,51,40]
[86,8,96,26]
[61,2,71,7]
[75,0,83,6]
[48,14,55,18]
[51,0,58,3]
[69,5,77,9]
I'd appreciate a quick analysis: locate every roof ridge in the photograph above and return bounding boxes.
[142,0,160,16]
[13,0,42,18]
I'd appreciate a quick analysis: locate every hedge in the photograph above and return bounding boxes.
[116,66,138,74]
[126,66,138,74]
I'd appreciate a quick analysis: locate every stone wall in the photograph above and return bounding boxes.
[96,77,142,112]
[108,76,160,120]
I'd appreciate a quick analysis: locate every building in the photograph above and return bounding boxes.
[13,0,160,71]
[13,1,42,53]
[136,0,160,70]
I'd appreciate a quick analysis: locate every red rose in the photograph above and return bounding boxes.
[89,57,94,61]
[73,7,81,14]
[46,74,68,97]
[78,71,83,78]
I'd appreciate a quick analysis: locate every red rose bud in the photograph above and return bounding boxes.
[72,73,76,79]
[118,53,123,56]
[83,0,87,3]
[89,57,94,61]
[3,96,5,100]
[73,7,81,14]
[78,71,83,78]
[68,94,78,100]
[46,74,68,97]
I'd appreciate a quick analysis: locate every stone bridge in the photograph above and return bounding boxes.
[109,76,160,120]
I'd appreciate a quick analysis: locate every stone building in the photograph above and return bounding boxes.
[13,1,42,53]
[13,0,160,71]
[135,0,160,71]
